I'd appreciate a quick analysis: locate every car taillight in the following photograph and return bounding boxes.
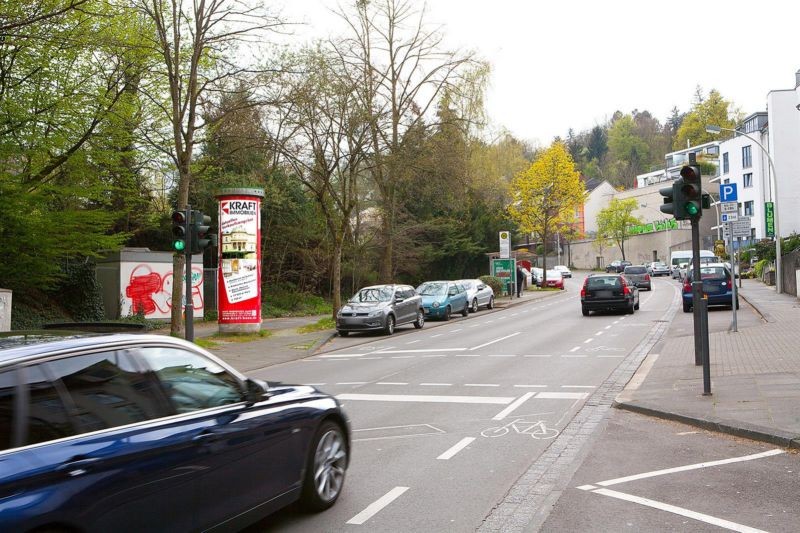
[580,279,587,297]
[645,274,651,281]
[621,278,631,295]
[683,279,691,293]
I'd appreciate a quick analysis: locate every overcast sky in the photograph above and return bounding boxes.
[277,0,799,146]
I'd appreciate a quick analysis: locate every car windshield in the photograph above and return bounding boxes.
[699,267,727,279]
[460,280,475,290]
[653,262,667,268]
[350,287,393,303]
[587,276,621,289]
[625,266,647,274]
[546,270,561,277]
[418,282,447,296]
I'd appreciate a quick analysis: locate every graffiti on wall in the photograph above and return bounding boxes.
[122,263,203,319]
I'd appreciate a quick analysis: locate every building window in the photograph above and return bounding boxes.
[744,201,754,216]
[723,178,730,185]
[743,173,753,188]
[722,152,729,174]
[742,145,752,168]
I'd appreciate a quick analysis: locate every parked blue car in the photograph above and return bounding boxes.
[682,263,739,312]
[0,332,350,532]
[416,281,470,320]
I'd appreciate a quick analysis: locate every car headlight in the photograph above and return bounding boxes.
[368,309,383,317]
[432,301,440,308]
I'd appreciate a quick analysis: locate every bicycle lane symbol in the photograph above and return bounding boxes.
[481,418,559,440]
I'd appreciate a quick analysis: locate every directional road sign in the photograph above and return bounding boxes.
[730,216,751,238]
[721,213,738,222]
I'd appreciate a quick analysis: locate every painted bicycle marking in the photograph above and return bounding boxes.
[481,419,559,440]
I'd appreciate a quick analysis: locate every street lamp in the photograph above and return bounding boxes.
[705,125,782,294]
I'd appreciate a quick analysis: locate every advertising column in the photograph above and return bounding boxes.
[216,188,264,333]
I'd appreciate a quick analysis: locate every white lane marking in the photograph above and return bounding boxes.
[423,354,447,358]
[306,383,326,386]
[318,353,365,358]
[561,385,594,389]
[455,353,481,357]
[437,437,476,460]
[376,382,408,386]
[598,355,624,358]
[595,331,604,336]
[604,325,612,330]
[569,346,580,352]
[450,328,463,333]
[536,392,589,399]
[337,382,368,385]
[391,356,415,359]
[596,449,785,487]
[468,324,481,328]
[524,354,552,358]
[583,338,594,344]
[577,484,597,491]
[561,354,587,358]
[592,488,768,533]
[337,393,514,404]
[514,384,547,388]
[465,383,500,387]
[406,339,421,345]
[420,382,452,386]
[488,354,517,357]
[491,392,536,421]
[376,348,466,353]
[431,334,444,338]
[470,332,520,351]
[347,486,409,525]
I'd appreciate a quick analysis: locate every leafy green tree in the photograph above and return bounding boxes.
[674,89,739,148]
[596,198,641,261]
[606,114,652,188]
[508,142,584,283]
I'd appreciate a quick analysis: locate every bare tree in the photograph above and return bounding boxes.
[334,0,475,281]
[134,0,284,336]
[272,46,369,317]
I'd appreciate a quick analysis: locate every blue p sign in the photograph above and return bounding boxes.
[720,183,738,202]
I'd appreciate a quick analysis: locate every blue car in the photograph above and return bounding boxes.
[416,281,470,320]
[0,332,350,532]
[682,263,739,312]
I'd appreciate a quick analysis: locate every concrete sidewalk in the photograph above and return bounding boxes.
[197,286,562,373]
[616,278,800,448]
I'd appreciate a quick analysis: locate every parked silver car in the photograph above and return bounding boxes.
[457,279,495,313]
[336,284,424,336]
[623,265,651,291]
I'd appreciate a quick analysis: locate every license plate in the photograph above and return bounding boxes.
[596,290,613,298]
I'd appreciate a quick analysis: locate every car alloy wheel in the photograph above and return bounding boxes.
[384,315,395,335]
[414,310,424,329]
[487,296,494,309]
[471,298,479,313]
[443,306,451,321]
[301,421,348,511]
[461,301,469,317]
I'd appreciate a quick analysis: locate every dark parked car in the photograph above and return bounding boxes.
[605,260,631,273]
[623,265,652,291]
[682,263,739,312]
[580,274,639,316]
[0,333,350,532]
[336,284,423,336]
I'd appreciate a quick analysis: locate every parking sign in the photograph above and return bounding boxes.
[720,183,738,202]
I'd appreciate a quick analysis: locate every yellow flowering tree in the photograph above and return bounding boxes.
[508,142,585,283]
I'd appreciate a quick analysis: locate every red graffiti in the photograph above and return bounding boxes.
[126,272,163,315]
[124,264,203,317]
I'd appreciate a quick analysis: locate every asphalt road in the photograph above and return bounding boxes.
[246,274,775,532]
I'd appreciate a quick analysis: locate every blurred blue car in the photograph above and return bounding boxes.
[416,281,469,320]
[682,263,738,312]
[0,332,350,532]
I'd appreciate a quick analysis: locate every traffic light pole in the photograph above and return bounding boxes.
[184,205,194,342]
[691,214,711,394]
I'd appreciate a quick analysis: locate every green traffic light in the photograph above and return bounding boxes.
[173,239,186,251]
[684,203,700,216]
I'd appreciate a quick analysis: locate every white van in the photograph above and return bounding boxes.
[669,250,715,279]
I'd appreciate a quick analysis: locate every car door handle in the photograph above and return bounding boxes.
[57,457,102,477]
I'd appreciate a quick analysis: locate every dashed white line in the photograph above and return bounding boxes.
[598,355,624,358]
[319,353,365,358]
[524,354,553,358]
[337,393,514,405]
[337,382,368,385]
[437,437,476,460]
[569,346,581,352]
[376,382,408,386]
[347,486,409,525]
[377,348,466,353]
[604,325,612,330]
[536,392,589,399]
[391,356,415,359]
[406,339,421,345]
[583,338,594,344]
[514,384,548,388]
[562,354,588,358]
[450,328,463,333]
[422,354,447,358]
[455,353,481,357]
[488,354,517,357]
[561,385,595,389]
[465,383,500,387]
[420,382,453,386]
[595,331,604,336]
[430,334,444,338]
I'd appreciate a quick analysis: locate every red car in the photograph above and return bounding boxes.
[543,270,565,290]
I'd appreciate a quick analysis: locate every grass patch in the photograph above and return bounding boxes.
[194,338,221,350]
[194,330,272,348]
[297,317,335,333]
[262,289,331,318]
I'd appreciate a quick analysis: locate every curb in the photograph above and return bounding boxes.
[613,400,800,449]
[737,291,769,322]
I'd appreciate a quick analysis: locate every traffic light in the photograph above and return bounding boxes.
[678,165,703,219]
[171,210,188,252]
[190,210,213,254]
[659,182,676,216]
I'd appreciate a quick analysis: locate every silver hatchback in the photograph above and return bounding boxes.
[336,284,424,336]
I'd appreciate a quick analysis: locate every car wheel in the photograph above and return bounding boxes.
[471,298,479,313]
[338,330,349,337]
[487,296,494,309]
[384,315,395,335]
[683,302,691,313]
[634,300,640,310]
[560,286,565,290]
[413,309,424,329]
[300,421,348,512]
[443,306,451,321]
[461,301,469,317]
[627,303,635,314]
[581,307,589,317]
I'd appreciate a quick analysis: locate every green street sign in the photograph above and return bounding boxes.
[765,202,775,238]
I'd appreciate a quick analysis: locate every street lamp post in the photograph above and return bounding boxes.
[705,125,782,294]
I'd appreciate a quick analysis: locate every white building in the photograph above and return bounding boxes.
[581,178,616,236]
[635,142,721,189]
[767,72,800,238]
[715,112,769,247]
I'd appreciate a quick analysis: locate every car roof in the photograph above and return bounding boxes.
[0,332,202,367]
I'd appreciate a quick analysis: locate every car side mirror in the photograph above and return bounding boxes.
[245,378,270,403]
[394,296,404,303]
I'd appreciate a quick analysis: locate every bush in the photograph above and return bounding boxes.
[479,275,504,296]
[753,259,769,278]
[262,286,331,318]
